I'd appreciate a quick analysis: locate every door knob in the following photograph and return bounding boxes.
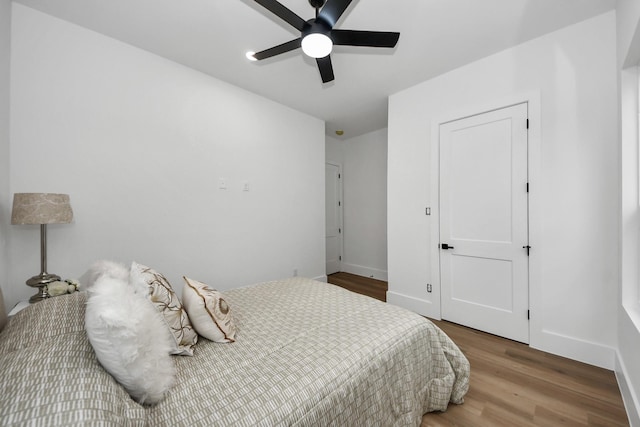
[441,243,454,250]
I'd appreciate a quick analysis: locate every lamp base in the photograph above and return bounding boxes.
[26,273,61,303]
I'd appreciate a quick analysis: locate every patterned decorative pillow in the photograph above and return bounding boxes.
[129,262,198,356]
[182,277,236,343]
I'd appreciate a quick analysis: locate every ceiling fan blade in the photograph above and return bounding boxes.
[318,0,353,28]
[253,38,302,60]
[254,0,307,31]
[331,29,400,48]
[316,56,335,83]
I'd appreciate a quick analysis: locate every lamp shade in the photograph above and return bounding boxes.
[11,193,73,225]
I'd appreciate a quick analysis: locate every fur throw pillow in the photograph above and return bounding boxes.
[85,275,176,405]
[79,260,129,289]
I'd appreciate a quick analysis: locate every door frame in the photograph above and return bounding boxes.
[325,162,344,275]
[429,91,542,347]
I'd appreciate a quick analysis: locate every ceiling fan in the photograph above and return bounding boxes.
[249,0,400,83]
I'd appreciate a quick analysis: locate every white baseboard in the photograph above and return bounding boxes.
[312,274,328,283]
[341,263,388,281]
[617,351,640,427]
[531,329,616,370]
[387,291,437,318]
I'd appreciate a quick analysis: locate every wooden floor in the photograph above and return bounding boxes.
[327,272,629,427]
[327,272,387,302]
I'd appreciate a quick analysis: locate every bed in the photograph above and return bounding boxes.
[0,276,469,426]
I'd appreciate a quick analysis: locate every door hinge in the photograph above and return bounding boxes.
[526,119,529,129]
[523,245,531,256]
[427,284,432,293]
[527,310,530,320]
[338,228,341,234]
[425,207,431,216]
[338,173,341,179]
[339,255,342,261]
[338,201,341,206]
[526,182,529,193]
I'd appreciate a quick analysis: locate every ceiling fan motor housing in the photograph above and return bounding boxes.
[308,0,326,9]
[302,18,332,40]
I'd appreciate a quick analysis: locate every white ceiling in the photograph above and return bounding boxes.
[13,0,617,138]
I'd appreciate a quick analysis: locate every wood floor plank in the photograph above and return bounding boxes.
[325,273,629,426]
[327,272,387,301]
[425,320,629,427]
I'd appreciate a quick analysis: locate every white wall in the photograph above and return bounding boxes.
[616,0,640,424]
[0,0,10,312]
[325,130,388,281]
[6,4,326,308]
[325,135,343,166]
[388,12,618,369]
[341,129,388,280]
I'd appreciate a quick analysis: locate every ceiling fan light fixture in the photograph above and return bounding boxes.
[251,0,400,83]
[301,32,333,58]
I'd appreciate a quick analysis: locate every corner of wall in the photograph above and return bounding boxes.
[617,347,640,427]
[312,274,328,283]
[0,0,12,313]
[617,1,640,423]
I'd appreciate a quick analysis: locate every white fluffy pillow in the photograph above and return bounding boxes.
[182,276,236,343]
[85,275,176,405]
[79,260,129,289]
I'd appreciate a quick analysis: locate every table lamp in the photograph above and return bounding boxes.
[11,193,73,303]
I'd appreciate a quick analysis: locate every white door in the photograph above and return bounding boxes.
[326,163,342,275]
[439,103,529,343]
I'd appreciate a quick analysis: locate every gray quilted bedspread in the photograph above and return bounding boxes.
[0,277,469,426]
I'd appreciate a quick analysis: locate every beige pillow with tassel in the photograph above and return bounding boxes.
[182,276,236,343]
